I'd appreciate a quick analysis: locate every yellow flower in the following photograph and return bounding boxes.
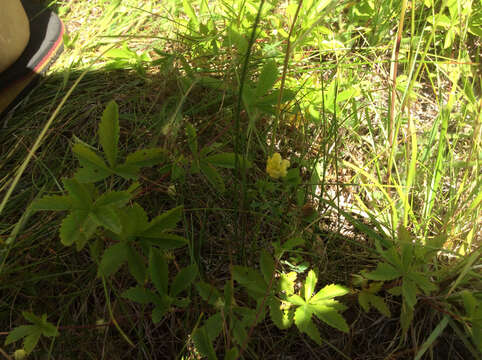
[266,153,290,179]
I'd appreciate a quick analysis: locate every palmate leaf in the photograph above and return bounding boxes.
[98,100,119,167]
[62,178,94,209]
[72,143,109,172]
[358,292,391,317]
[294,305,321,344]
[170,264,198,297]
[232,266,268,298]
[363,262,402,281]
[5,325,37,345]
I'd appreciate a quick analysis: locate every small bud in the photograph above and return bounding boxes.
[14,349,27,360]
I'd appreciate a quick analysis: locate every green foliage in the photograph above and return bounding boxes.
[123,250,198,323]
[5,312,58,355]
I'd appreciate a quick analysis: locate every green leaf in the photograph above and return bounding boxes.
[268,297,292,329]
[414,316,449,360]
[281,237,304,251]
[400,301,414,334]
[39,319,59,337]
[402,279,418,309]
[98,242,128,278]
[152,305,169,323]
[59,210,90,246]
[118,203,149,238]
[90,205,122,234]
[232,266,268,297]
[142,233,188,249]
[294,305,321,344]
[205,313,223,341]
[196,282,221,306]
[287,294,306,306]
[23,331,41,354]
[122,286,157,304]
[72,143,109,172]
[74,165,111,183]
[255,60,278,98]
[170,264,198,297]
[185,122,198,156]
[312,304,349,333]
[224,347,239,360]
[310,284,349,304]
[260,250,275,284]
[126,245,146,284]
[32,195,72,211]
[303,270,318,301]
[408,272,437,294]
[111,163,139,180]
[200,161,225,193]
[192,326,217,360]
[63,178,93,208]
[363,262,402,281]
[149,248,169,294]
[183,0,199,26]
[358,292,371,312]
[203,152,243,169]
[98,100,119,167]
[5,325,36,345]
[142,206,183,235]
[124,147,167,167]
[368,294,391,317]
[279,272,296,295]
[461,290,477,318]
[94,191,131,208]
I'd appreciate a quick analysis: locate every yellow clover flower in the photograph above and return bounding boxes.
[266,152,290,179]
